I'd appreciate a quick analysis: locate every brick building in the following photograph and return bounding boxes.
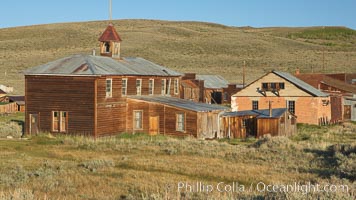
[232,70,331,125]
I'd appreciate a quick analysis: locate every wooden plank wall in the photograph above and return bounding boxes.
[25,76,96,135]
[126,99,198,137]
[257,118,279,137]
[0,102,17,113]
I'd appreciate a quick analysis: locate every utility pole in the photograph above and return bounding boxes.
[242,60,246,87]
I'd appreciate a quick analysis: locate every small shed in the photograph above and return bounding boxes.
[221,108,297,138]
[8,96,25,112]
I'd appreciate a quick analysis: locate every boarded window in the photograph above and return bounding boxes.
[52,111,68,133]
[166,79,171,95]
[252,101,259,110]
[106,79,112,98]
[136,79,142,95]
[176,113,185,132]
[161,79,166,95]
[174,78,179,95]
[288,100,295,114]
[149,79,154,95]
[133,111,143,130]
[121,78,127,96]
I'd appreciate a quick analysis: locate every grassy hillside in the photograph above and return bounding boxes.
[0,119,355,199]
[0,19,356,94]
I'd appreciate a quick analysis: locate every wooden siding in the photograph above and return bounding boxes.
[0,102,17,113]
[25,76,96,136]
[126,99,200,137]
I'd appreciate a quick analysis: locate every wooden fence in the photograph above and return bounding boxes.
[0,102,17,113]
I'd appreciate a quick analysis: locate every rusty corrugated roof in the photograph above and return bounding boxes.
[128,96,229,112]
[98,24,122,42]
[24,54,182,77]
[196,75,229,89]
[295,73,356,94]
[223,108,289,119]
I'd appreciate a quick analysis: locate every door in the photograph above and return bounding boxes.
[149,116,159,135]
[29,114,39,135]
[344,105,351,121]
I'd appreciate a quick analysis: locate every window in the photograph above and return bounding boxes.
[104,42,110,53]
[136,79,142,95]
[223,92,228,101]
[106,79,112,98]
[166,79,171,95]
[133,111,143,130]
[262,82,285,91]
[279,83,285,89]
[161,79,166,95]
[242,119,246,128]
[121,78,127,96]
[252,101,259,110]
[176,113,185,132]
[149,79,154,95]
[262,83,268,90]
[287,100,295,114]
[53,111,59,132]
[174,78,179,95]
[52,111,68,133]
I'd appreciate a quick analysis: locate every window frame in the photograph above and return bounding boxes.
[149,79,154,95]
[287,100,296,114]
[136,79,142,96]
[174,78,179,95]
[106,78,113,98]
[252,100,259,110]
[121,78,127,96]
[176,112,186,132]
[52,111,68,133]
[161,79,166,95]
[133,110,143,130]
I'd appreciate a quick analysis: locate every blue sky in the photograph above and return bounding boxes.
[1,0,355,29]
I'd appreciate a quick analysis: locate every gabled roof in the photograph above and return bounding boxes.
[128,96,229,112]
[0,89,6,95]
[295,73,356,94]
[196,75,229,89]
[98,24,122,42]
[223,108,289,119]
[24,54,181,77]
[272,71,328,97]
[8,96,25,106]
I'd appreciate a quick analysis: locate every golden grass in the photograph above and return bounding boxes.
[0,124,355,199]
[0,20,355,94]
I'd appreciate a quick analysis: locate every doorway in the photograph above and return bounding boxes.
[29,114,39,135]
[149,116,159,135]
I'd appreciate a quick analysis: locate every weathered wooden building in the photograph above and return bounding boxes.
[221,108,297,138]
[180,73,242,104]
[24,24,228,137]
[232,70,331,125]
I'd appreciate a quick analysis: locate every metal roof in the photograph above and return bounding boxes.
[196,75,229,89]
[223,108,288,118]
[98,24,122,42]
[24,54,182,77]
[273,70,329,97]
[128,96,229,112]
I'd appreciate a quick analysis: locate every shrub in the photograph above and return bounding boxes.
[0,121,22,138]
[251,135,291,149]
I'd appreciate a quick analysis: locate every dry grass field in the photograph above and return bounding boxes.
[0,112,355,199]
[0,19,355,94]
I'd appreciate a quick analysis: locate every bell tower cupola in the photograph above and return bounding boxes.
[98,23,122,59]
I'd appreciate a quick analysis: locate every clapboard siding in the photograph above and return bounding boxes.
[25,75,96,135]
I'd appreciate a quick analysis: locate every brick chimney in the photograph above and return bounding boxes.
[295,68,300,75]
